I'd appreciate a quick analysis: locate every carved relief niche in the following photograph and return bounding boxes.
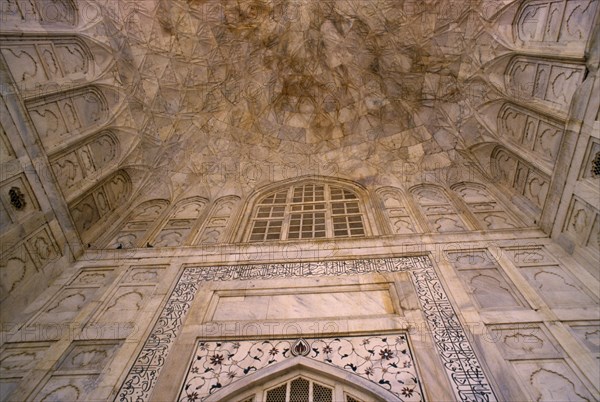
[562,195,599,258]
[151,197,207,247]
[87,265,162,335]
[26,86,110,153]
[195,195,241,244]
[567,323,600,358]
[515,0,598,50]
[503,246,597,308]
[579,137,600,181]
[121,266,165,285]
[512,360,595,401]
[451,182,522,230]
[1,0,77,27]
[69,170,132,237]
[0,125,16,164]
[0,342,51,399]
[32,340,122,402]
[56,341,121,372]
[505,56,586,112]
[50,131,120,196]
[0,223,60,301]
[409,184,469,232]
[0,36,91,93]
[375,187,420,235]
[446,249,527,309]
[491,145,551,213]
[487,321,595,401]
[106,199,170,249]
[487,323,563,360]
[0,244,36,302]
[498,103,564,166]
[67,267,115,288]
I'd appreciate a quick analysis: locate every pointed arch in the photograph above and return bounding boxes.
[105,199,170,248]
[408,184,472,233]
[374,186,423,234]
[451,181,523,230]
[150,196,208,247]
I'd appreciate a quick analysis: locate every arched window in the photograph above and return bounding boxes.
[248,182,367,242]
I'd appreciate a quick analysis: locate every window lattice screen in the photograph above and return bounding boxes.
[249,184,366,241]
[264,377,333,402]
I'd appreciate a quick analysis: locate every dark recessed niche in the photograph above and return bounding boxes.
[592,152,600,178]
[9,187,26,210]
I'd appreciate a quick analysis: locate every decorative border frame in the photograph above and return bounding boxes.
[115,257,497,402]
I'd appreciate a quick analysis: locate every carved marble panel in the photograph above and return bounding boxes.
[30,287,99,332]
[120,266,165,285]
[0,342,51,401]
[452,182,520,230]
[93,285,156,325]
[447,249,526,309]
[56,341,121,372]
[519,265,597,307]
[69,170,131,236]
[0,126,15,164]
[107,199,169,249]
[51,132,119,194]
[1,37,90,92]
[1,223,60,301]
[32,375,97,402]
[70,193,100,234]
[502,246,556,266]
[487,324,562,360]
[409,185,468,232]
[512,360,595,401]
[0,244,36,301]
[211,287,396,321]
[0,0,77,26]
[491,146,550,211]
[498,103,564,164]
[506,57,585,111]
[516,0,598,46]
[152,198,207,247]
[27,88,108,153]
[567,323,600,357]
[562,195,600,252]
[196,196,240,244]
[68,268,115,288]
[24,225,60,269]
[376,187,418,234]
[0,342,51,378]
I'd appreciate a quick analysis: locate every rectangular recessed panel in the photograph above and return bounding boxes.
[212,288,395,321]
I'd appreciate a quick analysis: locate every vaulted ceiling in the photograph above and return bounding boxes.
[83,0,517,195]
[2,0,597,248]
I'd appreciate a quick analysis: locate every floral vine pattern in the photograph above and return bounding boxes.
[114,257,497,402]
[178,335,423,401]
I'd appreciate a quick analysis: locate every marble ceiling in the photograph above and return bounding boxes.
[83,0,514,197]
